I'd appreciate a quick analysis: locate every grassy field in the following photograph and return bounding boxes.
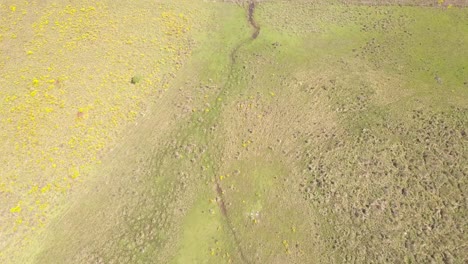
[1,0,467,263]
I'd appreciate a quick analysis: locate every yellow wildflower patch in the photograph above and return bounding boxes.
[40,184,51,194]
[32,78,39,86]
[69,166,80,179]
[10,204,22,213]
[0,1,196,259]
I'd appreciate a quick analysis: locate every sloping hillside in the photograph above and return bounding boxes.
[1,1,466,263]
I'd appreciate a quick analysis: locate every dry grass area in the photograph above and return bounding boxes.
[340,0,468,7]
[250,0,467,6]
[0,0,200,261]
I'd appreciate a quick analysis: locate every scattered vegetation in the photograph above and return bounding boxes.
[1,0,466,263]
[0,0,196,261]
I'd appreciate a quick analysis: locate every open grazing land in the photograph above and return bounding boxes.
[0,0,467,263]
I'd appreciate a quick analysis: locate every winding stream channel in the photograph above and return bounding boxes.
[212,1,260,263]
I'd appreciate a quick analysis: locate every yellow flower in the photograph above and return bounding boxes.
[70,166,80,179]
[44,107,54,113]
[28,185,39,194]
[41,184,51,193]
[10,204,22,213]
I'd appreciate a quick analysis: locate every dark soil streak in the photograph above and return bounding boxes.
[211,1,260,263]
[248,2,260,39]
[226,0,261,78]
[215,182,228,216]
[215,181,250,263]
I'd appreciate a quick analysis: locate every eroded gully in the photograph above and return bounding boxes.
[211,1,260,263]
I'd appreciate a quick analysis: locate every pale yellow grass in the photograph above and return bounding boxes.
[0,0,196,260]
